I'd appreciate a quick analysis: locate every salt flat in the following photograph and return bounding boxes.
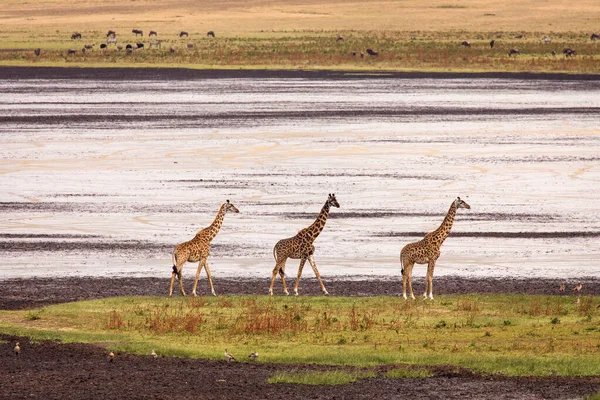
[1,72,599,280]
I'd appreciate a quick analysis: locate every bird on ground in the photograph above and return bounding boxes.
[224,349,236,362]
[248,351,258,360]
[14,342,20,356]
[152,349,157,359]
[574,296,580,304]
[559,283,565,292]
[108,351,115,362]
[573,282,583,293]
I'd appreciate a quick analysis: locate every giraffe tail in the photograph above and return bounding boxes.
[273,246,277,263]
[172,251,181,279]
[400,252,404,276]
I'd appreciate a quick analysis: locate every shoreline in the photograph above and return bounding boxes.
[1,275,598,310]
[2,65,600,81]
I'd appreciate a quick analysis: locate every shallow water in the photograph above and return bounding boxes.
[1,76,599,279]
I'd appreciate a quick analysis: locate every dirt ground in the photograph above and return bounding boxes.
[2,277,600,399]
[1,332,600,400]
[2,276,599,310]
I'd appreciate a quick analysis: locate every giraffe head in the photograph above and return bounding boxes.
[327,193,340,208]
[223,199,240,214]
[454,197,471,210]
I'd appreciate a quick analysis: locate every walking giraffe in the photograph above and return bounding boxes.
[169,200,240,297]
[400,197,470,300]
[269,194,340,296]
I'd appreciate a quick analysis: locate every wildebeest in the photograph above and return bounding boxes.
[508,48,520,57]
[34,48,41,56]
[461,41,471,47]
[169,47,176,54]
[551,50,556,56]
[117,45,124,51]
[106,30,116,38]
[149,30,157,36]
[360,52,364,58]
[336,35,344,41]
[81,47,86,54]
[136,43,144,49]
[541,36,551,43]
[207,31,215,37]
[366,48,378,56]
[563,47,576,57]
[84,44,94,50]
[126,48,133,54]
[187,42,194,48]
[514,34,523,39]
[591,33,600,40]
[149,40,161,49]
[132,29,143,37]
[100,43,107,49]
[179,31,189,38]
[489,39,495,48]
[126,44,133,50]
[107,37,117,45]
[67,49,76,55]
[351,51,356,56]
[71,32,82,40]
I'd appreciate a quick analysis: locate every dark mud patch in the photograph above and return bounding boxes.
[376,231,600,238]
[1,276,599,311]
[1,334,599,400]
[273,211,557,222]
[0,234,101,239]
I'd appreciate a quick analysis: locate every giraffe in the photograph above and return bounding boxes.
[269,194,340,296]
[168,200,240,297]
[400,197,470,301]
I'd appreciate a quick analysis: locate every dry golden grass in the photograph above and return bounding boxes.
[4,0,600,38]
[1,0,599,72]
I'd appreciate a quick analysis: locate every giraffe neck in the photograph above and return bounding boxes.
[205,204,226,242]
[429,202,457,246]
[304,202,331,241]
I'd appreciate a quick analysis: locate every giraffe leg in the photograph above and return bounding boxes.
[204,259,217,296]
[407,265,416,300]
[176,264,186,296]
[308,255,328,295]
[191,261,203,297]
[279,267,289,296]
[293,258,307,296]
[169,272,176,297]
[424,261,435,300]
[269,259,287,296]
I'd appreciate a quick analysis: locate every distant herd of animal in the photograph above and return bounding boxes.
[32,30,599,58]
[57,29,215,55]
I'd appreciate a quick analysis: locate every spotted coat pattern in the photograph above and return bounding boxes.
[269,194,340,296]
[169,200,239,297]
[400,197,470,300]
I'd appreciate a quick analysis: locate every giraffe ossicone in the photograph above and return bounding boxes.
[269,194,340,296]
[400,197,470,301]
[168,200,240,297]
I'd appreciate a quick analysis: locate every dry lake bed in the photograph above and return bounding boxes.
[1,68,599,282]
